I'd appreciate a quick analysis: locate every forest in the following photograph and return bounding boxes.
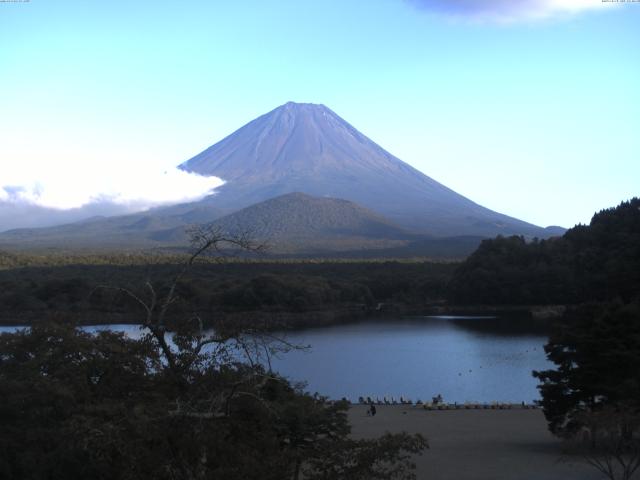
[447,200,640,462]
[0,228,430,479]
[447,198,640,306]
[0,259,455,328]
[1,199,639,479]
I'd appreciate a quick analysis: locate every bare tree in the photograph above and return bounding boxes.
[21,225,428,479]
[95,225,274,378]
[573,406,640,480]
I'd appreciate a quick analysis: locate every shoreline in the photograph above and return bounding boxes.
[350,400,540,410]
[0,303,563,329]
[348,405,598,480]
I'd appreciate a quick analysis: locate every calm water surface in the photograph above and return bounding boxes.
[1,316,551,403]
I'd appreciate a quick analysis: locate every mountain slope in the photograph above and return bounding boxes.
[150,193,483,256]
[207,192,411,253]
[214,192,406,238]
[0,192,483,257]
[0,192,410,253]
[180,102,552,237]
[0,200,225,249]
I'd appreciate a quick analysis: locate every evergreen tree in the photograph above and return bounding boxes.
[533,301,640,436]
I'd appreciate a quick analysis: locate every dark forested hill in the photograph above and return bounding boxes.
[0,193,482,258]
[447,198,640,305]
[153,192,413,253]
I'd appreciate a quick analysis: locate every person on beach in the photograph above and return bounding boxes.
[370,404,377,416]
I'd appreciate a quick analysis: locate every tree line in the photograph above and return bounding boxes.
[447,198,640,306]
[0,261,454,326]
[0,226,428,479]
[448,198,640,479]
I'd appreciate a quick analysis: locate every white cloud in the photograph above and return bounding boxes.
[407,0,616,23]
[0,163,223,230]
[1,165,222,211]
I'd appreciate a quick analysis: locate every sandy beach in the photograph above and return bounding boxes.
[349,405,602,480]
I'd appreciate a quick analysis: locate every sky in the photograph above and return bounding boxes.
[1,0,638,231]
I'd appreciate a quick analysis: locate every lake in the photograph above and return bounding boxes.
[0,315,552,404]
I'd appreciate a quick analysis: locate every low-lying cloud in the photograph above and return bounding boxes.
[0,166,223,232]
[406,0,613,22]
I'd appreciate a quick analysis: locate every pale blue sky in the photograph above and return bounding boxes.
[1,0,638,228]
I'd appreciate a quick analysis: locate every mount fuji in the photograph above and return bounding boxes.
[0,102,563,254]
[180,102,553,238]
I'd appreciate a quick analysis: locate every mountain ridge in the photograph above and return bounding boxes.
[179,102,552,238]
[0,102,566,255]
[0,192,483,257]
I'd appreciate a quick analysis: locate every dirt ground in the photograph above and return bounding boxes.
[348,405,603,480]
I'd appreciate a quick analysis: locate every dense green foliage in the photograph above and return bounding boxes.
[0,321,426,479]
[444,198,640,451]
[479,198,640,469]
[533,301,640,436]
[0,261,454,326]
[1,221,441,479]
[1,226,430,479]
[448,198,640,305]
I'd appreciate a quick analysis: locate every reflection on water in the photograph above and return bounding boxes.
[269,316,551,403]
[0,315,551,403]
[447,316,552,337]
